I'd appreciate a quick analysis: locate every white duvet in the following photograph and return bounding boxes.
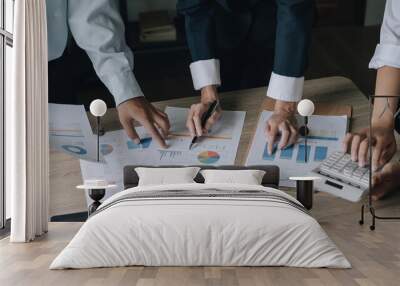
[50,183,350,269]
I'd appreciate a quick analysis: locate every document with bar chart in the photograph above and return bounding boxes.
[246,111,348,186]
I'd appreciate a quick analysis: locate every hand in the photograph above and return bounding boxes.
[117,97,170,148]
[371,162,400,200]
[186,85,222,137]
[265,100,298,155]
[342,125,396,171]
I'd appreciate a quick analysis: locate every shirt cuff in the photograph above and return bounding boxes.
[101,70,144,106]
[369,44,400,69]
[189,59,221,90]
[267,72,304,102]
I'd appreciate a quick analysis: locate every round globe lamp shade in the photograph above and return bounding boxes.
[90,99,107,117]
[297,99,315,117]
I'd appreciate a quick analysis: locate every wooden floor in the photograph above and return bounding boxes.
[1,190,400,286]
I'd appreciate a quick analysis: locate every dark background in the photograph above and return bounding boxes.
[48,0,379,108]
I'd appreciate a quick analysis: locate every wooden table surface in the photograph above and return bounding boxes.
[2,77,400,286]
[50,76,372,216]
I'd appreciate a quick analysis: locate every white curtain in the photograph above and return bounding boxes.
[8,0,49,242]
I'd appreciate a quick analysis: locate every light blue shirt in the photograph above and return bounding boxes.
[46,0,144,105]
[369,0,400,70]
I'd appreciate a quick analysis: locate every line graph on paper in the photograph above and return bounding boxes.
[165,107,235,141]
[49,122,85,138]
[302,128,340,142]
[163,106,244,155]
[190,141,228,152]
[146,106,246,165]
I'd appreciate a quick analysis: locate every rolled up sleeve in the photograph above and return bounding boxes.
[68,0,143,106]
[369,0,400,69]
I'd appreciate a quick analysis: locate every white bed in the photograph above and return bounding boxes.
[50,183,350,269]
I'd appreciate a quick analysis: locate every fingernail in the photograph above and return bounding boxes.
[134,139,141,145]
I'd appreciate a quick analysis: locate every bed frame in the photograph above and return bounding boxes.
[123,165,280,189]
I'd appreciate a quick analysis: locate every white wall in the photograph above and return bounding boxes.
[364,0,386,26]
[126,0,177,21]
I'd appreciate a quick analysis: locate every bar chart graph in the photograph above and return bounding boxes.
[262,143,328,163]
[280,145,294,159]
[314,146,328,161]
[127,137,152,149]
[296,144,311,163]
[246,111,348,186]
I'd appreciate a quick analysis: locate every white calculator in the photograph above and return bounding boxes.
[310,151,369,202]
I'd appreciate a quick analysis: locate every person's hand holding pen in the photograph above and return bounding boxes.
[186,85,222,138]
[265,100,298,155]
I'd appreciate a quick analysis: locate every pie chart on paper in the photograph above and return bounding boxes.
[197,151,220,164]
[100,144,114,156]
[61,145,87,155]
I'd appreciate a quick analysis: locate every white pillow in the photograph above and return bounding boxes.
[200,169,266,185]
[135,167,201,186]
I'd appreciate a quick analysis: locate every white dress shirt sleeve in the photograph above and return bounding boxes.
[189,59,304,103]
[267,72,304,102]
[67,0,144,106]
[369,0,400,69]
[189,59,221,90]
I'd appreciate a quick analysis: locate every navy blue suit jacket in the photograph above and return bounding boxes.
[177,0,314,79]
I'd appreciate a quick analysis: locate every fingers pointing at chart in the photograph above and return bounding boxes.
[265,101,298,155]
[117,97,170,149]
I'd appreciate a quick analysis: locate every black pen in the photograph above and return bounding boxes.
[189,100,219,150]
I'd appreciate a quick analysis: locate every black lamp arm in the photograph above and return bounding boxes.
[96,116,100,162]
[304,116,308,163]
